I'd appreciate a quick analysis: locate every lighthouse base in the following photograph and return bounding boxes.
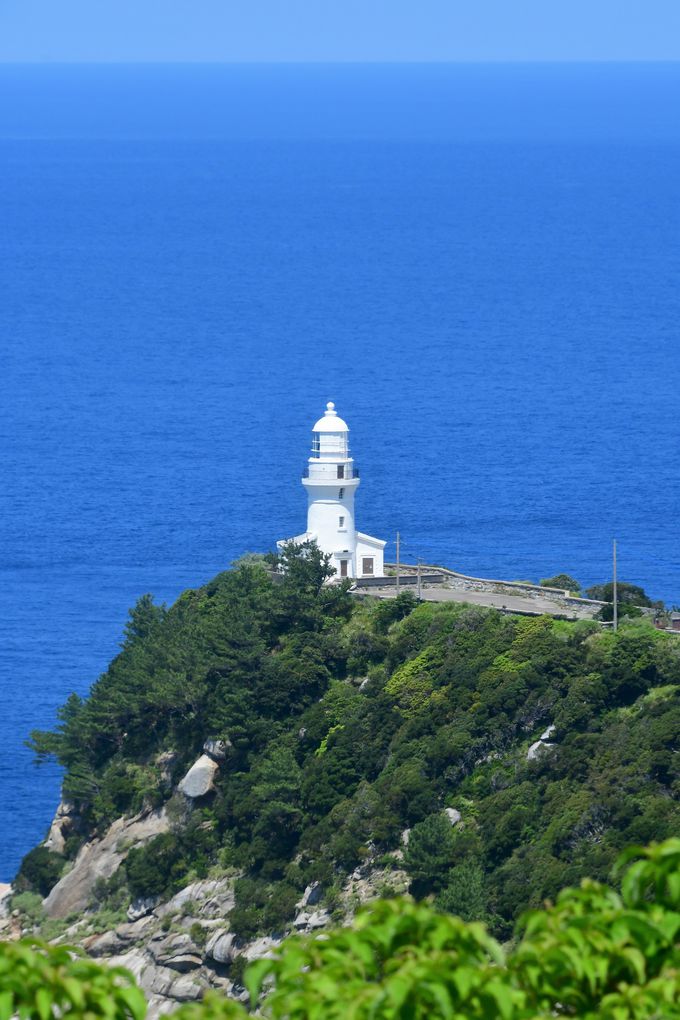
[276,530,385,581]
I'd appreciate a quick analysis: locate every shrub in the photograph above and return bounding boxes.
[540,573,581,592]
[402,813,459,895]
[16,846,63,897]
[0,940,146,1020]
[125,833,186,899]
[435,860,488,921]
[4,840,680,1020]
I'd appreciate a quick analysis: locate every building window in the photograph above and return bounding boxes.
[337,464,345,479]
[338,488,344,499]
[362,557,374,575]
[339,516,345,528]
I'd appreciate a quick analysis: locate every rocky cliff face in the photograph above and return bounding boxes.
[3,748,408,1018]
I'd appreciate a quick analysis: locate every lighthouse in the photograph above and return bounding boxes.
[278,402,386,579]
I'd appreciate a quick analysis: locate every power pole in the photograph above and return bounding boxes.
[417,558,422,600]
[613,538,618,632]
[395,532,400,594]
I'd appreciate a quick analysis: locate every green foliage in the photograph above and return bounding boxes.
[402,813,460,895]
[540,573,582,592]
[586,580,659,621]
[28,547,680,940]
[237,839,680,1019]
[125,833,188,899]
[125,819,219,901]
[586,581,654,606]
[9,891,45,925]
[0,939,146,1020]
[435,860,488,922]
[230,878,299,939]
[16,847,64,897]
[5,842,680,1020]
[384,649,437,716]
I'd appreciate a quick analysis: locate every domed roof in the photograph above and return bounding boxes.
[312,401,349,433]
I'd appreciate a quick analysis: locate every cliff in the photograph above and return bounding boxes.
[5,545,680,1012]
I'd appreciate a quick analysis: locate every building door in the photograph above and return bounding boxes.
[362,557,374,576]
[340,560,348,577]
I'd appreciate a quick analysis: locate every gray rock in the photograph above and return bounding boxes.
[116,915,157,942]
[444,808,462,826]
[540,725,556,741]
[140,963,177,998]
[293,908,330,931]
[43,808,169,919]
[0,884,12,919]
[203,738,231,762]
[206,930,236,964]
[306,909,331,929]
[241,935,281,962]
[128,896,158,921]
[297,881,322,909]
[400,828,411,846]
[87,929,127,957]
[154,878,232,919]
[169,976,204,1002]
[150,933,202,972]
[44,799,79,854]
[527,739,555,761]
[107,948,149,982]
[178,755,219,798]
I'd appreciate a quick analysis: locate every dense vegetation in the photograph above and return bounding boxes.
[4,839,680,1019]
[27,544,680,939]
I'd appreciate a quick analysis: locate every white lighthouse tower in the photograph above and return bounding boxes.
[278,402,386,579]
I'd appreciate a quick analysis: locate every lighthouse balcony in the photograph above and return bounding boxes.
[303,464,359,480]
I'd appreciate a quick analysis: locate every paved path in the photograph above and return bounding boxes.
[357,585,599,621]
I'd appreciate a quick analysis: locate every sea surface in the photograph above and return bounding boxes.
[1,63,679,880]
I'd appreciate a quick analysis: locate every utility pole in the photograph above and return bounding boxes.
[613,538,618,632]
[395,532,400,594]
[417,558,422,600]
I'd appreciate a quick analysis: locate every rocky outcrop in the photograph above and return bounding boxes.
[205,931,235,964]
[177,755,220,799]
[203,738,231,762]
[154,878,235,919]
[44,799,81,854]
[0,884,12,919]
[527,724,557,761]
[148,933,203,972]
[43,808,169,919]
[293,908,331,930]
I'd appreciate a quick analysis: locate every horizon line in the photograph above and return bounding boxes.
[2,58,680,67]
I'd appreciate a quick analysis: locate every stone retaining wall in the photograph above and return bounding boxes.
[380,563,608,615]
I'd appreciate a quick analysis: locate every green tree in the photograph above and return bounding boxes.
[436,860,488,922]
[540,573,581,592]
[403,813,460,895]
[15,847,63,897]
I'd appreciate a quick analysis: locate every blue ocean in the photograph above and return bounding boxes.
[1,63,679,880]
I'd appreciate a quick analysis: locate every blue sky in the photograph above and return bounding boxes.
[2,0,680,62]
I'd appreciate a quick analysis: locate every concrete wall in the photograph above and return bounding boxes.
[378,563,608,615]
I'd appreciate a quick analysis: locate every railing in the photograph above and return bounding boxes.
[303,465,359,479]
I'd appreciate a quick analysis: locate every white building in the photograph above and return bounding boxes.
[278,402,386,579]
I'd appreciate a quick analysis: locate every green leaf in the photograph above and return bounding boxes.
[34,987,52,1020]
[117,985,148,1020]
[0,991,14,1020]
